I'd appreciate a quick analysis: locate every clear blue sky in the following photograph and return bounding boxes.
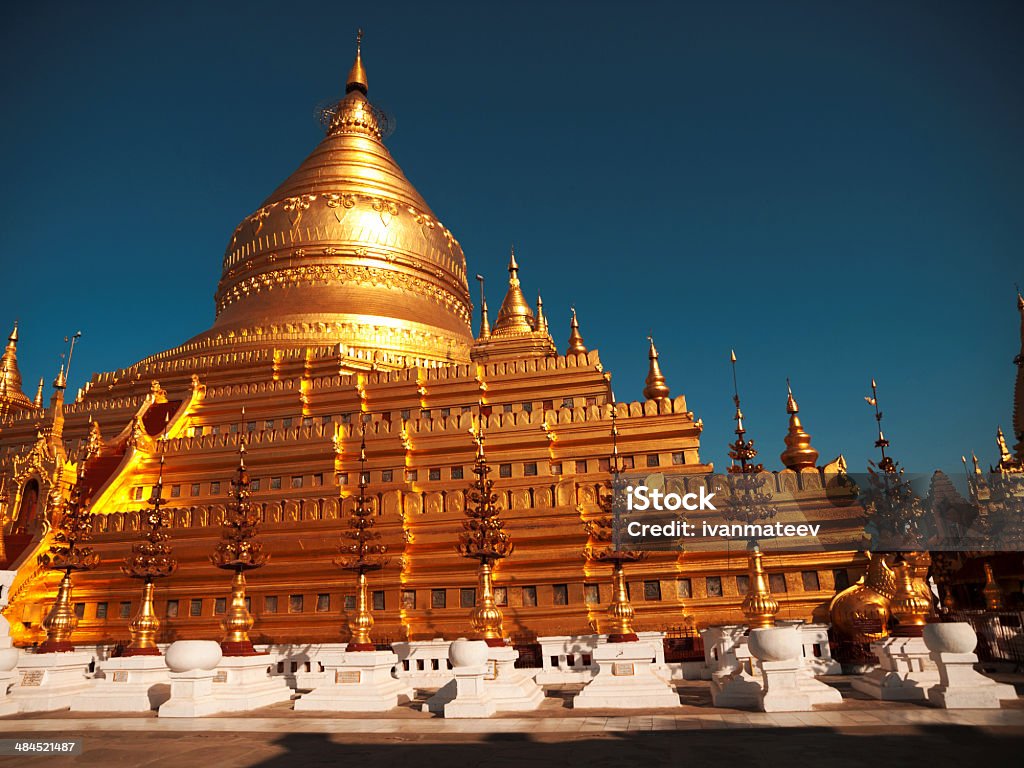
[1,1,1020,475]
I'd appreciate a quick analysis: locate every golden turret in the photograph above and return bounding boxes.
[996,426,1014,471]
[33,376,44,408]
[492,247,535,337]
[536,295,548,335]
[0,322,35,419]
[470,249,556,362]
[566,307,587,355]
[780,379,819,471]
[642,335,670,401]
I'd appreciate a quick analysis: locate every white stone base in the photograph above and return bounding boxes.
[797,665,843,706]
[71,655,171,712]
[424,665,497,718]
[573,642,680,710]
[0,671,18,717]
[927,651,1018,709]
[481,646,543,712]
[159,654,292,717]
[758,658,813,712]
[295,651,409,712]
[710,640,762,708]
[7,652,93,713]
[158,669,220,717]
[852,636,939,702]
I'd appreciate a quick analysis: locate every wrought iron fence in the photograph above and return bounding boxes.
[663,626,705,662]
[943,609,1024,670]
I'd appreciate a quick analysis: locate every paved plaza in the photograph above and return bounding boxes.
[1,678,1023,767]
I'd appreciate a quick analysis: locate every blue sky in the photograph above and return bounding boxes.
[1,1,1021,475]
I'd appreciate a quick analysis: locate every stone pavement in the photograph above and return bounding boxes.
[0,678,1021,767]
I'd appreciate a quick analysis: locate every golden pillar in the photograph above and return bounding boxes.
[982,562,1003,610]
[211,441,267,656]
[39,570,78,652]
[470,558,505,645]
[126,580,161,654]
[889,557,932,636]
[740,546,779,629]
[458,406,513,646]
[336,428,388,651]
[123,445,176,655]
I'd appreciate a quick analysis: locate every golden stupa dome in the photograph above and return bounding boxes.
[176,35,473,366]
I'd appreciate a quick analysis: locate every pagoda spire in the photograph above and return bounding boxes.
[727,350,762,473]
[0,322,34,418]
[346,28,368,94]
[33,376,44,408]
[642,335,670,401]
[536,294,548,334]
[780,379,819,471]
[491,246,535,336]
[566,307,587,355]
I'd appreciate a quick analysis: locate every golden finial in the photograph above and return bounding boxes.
[780,378,819,471]
[0,321,25,401]
[34,376,44,407]
[346,28,368,94]
[864,377,895,473]
[996,426,1012,464]
[566,306,587,355]
[971,451,981,475]
[492,244,535,336]
[8,321,17,344]
[642,335,670,401]
[741,546,779,629]
[536,294,549,334]
[475,274,490,339]
[727,349,762,473]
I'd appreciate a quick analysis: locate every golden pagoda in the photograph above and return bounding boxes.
[0,35,872,649]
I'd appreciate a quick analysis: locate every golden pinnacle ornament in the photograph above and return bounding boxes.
[889,555,932,636]
[721,351,780,628]
[122,439,177,655]
[210,438,267,655]
[335,427,389,651]
[582,395,645,642]
[37,474,99,652]
[456,403,514,646]
[741,546,779,629]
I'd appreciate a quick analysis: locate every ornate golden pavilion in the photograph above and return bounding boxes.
[2,40,1017,649]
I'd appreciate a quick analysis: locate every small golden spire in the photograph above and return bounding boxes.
[741,546,779,629]
[475,274,490,340]
[491,245,535,336]
[996,426,1012,465]
[566,306,587,355]
[642,335,670,401]
[346,28,368,94]
[0,322,25,400]
[780,378,819,471]
[34,376,44,408]
[536,294,549,334]
[982,561,1003,610]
